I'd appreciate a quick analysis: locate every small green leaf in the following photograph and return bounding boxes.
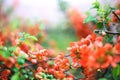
[112,65,120,79]
[8,46,16,53]
[0,48,11,58]
[19,32,38,42]
[103,34,113,44]
[92,0,100,9]
[98,78,107,80]
[69,68,85,79]
[19,37,25,42]
[96,22,103,29]
[47,61,54,65]
[17,57,25,65]
[84,15,98,23]
[28,36,38,41]
[11,72,20,80]
[12,67,19,72]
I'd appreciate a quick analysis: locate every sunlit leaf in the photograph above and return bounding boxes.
[92,0,100,9]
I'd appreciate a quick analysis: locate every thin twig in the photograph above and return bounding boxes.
[48,54,70,60]
[105,31,120,35]
[103,20,107,31]
[95,29,120,35]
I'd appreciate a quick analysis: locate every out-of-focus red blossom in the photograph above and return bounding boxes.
[27,23,41,36]
[0,69,11,80]
[114,36,120,54]
[67,8,92,38]
[66,75,74,80]
[116,0,120,8]
[81,69,96,80]
[37,67,44,72]
[0,55,6,61]
[13,0,19,8]
[114,42,120,54]
[53,70,65,79]
[0,56,16,69]
[4,57,16,68]
[112,9,120,23]
[113,36,120,64]
[0,32,6,46]
[10,32,20,46]
[19,42,29,53]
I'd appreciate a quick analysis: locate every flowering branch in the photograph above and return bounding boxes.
[48,54,70,60]
[21,54,70,69]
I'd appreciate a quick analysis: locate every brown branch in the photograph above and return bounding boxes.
[105,31,120,35]
[112,11,120,22]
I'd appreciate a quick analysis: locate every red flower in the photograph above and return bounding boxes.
[53,70,65,79]
[0,69,11,80]
[54,53,70,71]
[36,49,48,61]
[67,8,92,38]
[19,42,29,53]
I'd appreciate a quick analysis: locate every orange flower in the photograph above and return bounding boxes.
[54,53,70,71]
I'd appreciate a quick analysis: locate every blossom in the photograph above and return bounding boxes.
[54,53,70,71]
[67,8,92,38]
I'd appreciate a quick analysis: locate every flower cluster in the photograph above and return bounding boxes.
[68,34,120,78]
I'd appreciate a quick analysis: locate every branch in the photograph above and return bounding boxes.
[94,30,120,35]
[48,54,70,60]
[112,11,120,22]
[105,31,120,35]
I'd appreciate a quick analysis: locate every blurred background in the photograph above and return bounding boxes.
[0,0,119,53]
[4,0,94,25]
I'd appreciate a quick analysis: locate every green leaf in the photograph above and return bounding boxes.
[17,57,25,65]
[28,36,38,41]
[47,61,54,65]
[103,34,113,44]
[96,22,103,29]
[84,15,98,23]
[92,0,100,9]
[0,48,11,58]
[12,67,19,72]
[112,65,120,80]
[69,68,85,79]
[11,72,20,80]
[41,72,46,78]
[8,46,16,53]
[19,32,38,42]
[98,78,107,80]
[19,37,25,42]
[6,6,13,14]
